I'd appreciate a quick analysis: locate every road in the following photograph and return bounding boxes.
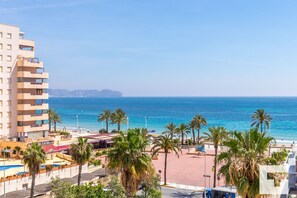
[161,186,203,198]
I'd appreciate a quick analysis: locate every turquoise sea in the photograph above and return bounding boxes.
[49,97,297,141]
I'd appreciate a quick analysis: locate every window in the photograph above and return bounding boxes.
[0,89,2,94]
[7,33,12,39]
[0,112,2,118]
[0,78,2,83]
[7,67,12,73]
[0,32,2,38]
[7,56,12,62]
[0,66,2,72]
[8,89,11,95]
[7,112,11,118]
[7,78,11,84]
[0,55,2,61]
[7,100,11,106]
[7,123,11,128]
[7,44,12,50]
[0,100,2,106]
[0,124,2,129]
[0,43,2,49]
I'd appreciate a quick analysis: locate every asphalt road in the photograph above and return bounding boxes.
[161,186,203,198]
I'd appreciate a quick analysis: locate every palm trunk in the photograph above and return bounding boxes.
[181,132,184,145]
[213,146,218,187]
[197,129,200,145]
[78,164,82,186]
[192,128,195,144]
[30,173,36,198]
[106,120,109,132]
[54,122,57,132]
[261,122,263,133]
[49,121,51,132]
[118,122,121,131]
[164,152,168,185]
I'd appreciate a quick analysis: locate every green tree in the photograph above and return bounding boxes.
[47,108,55,132]
[22,142,46,198]
[189,120,196,144]
[218,129,286,198]
[140,168,161,198]
[151,134,181,185]
[251,109,272,132]
[70,182,106,198]
[203,126,228,187]
[192,114,207,144]
[111,108,127,131]
[52,111,62,132]
[106,175,126,198]
[163,123,177,139]
[49,177,73,198]
[107,129,152,197]
[70,137,93,186]
[176,123,189,145]
[98,109,112,132]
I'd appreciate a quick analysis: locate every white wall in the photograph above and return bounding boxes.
[0,164,88,195]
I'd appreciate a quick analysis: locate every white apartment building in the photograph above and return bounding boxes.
[0,23,49,140]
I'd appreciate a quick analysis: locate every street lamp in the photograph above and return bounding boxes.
[145,116,148,129]
[3,148,10,198]
[76,115,79,132]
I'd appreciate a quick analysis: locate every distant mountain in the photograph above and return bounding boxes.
[48,89,122,98]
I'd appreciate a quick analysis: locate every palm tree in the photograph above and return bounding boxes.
[251,109,272,132]
[52,112,62,132]
[163,123,177,139]
[192,115,207,144]
[98,109,112,132]
[111,108,127,131]
[107,129,152,197]
[189,120,196,144]
[176,124,189,145]
[151,134,181,185]
[218,129,286,198]
[203,126,228,187]
[14,146,21,158]
[70,137,93,186]
[47,108,55,132]
[23,142,46,198]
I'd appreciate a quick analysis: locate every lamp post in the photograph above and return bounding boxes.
[145,116,148,129]
[3,148,10,198]
[76,115,79,132]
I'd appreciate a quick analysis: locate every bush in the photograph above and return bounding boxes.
[59,131,70,136]
[92,159,101,166]
[99,128,107,133]
[106,175,126,198]
[111,129,118,133]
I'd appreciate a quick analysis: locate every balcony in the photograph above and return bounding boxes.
[17,71,48,79]
[19,39,35,48]
[18,124,49,133]
[17,58,43,68]
[18,103,49,111]
[17,93,49,100]
[17,114,48,122]
[17,82,49,89]
[19,50,34,58]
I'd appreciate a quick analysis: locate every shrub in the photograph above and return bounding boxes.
[111,129,118,133]
[45,165,54,171]
[99,128,107,133]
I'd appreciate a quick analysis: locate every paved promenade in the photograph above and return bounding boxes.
[152,149,223,188]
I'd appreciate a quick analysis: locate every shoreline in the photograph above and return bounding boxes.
[55,126,297,146]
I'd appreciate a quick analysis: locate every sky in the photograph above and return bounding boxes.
[1,0,297,96]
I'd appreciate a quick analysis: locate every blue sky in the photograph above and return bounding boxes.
[1,0,297,96]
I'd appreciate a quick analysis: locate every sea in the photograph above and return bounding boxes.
[49,97,297,141]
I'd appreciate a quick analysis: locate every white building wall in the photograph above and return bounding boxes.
[0,24,20,138]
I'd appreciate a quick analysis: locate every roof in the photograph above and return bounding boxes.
[43,145,70,153]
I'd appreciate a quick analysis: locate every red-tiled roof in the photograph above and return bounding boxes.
[43,145,70,153]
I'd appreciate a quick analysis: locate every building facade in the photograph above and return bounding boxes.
[0,24,49,140]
